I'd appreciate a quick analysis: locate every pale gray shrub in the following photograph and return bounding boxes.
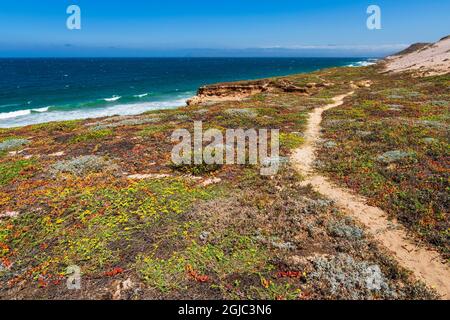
[376,150,414,164]
[311,254,396,299]
[224,108,258,118]
[0,138,30,152]
[50,155,116,177]
[328,220,364,240]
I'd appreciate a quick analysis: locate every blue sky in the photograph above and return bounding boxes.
[0,0,449,57]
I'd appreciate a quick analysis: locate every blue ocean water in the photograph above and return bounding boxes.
[0,58,370,128]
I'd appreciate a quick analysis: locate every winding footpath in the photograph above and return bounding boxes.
[291,90,450,299]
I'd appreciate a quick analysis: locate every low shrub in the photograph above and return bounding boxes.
[49,155,116,177]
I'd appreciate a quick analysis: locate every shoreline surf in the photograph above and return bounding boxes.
[0,58,374,128]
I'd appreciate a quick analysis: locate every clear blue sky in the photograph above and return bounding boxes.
[0,0,449,57]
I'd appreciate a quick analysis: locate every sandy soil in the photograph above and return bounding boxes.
[291,91,450,299]
[384,36,450,76]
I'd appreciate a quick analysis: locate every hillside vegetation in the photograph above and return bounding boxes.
[0,64,447,299]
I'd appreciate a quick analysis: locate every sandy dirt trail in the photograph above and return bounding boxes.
[291,91,450,299]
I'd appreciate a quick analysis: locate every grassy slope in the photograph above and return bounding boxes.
[318,69,449,259]
[0,66,441,299]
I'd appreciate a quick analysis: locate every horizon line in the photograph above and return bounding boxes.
[0,56,378,58]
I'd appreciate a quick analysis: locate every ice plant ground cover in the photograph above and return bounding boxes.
[318,71,449,259]
[0,65,447,299]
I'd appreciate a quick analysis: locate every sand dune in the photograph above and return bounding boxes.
[384,36,450,76]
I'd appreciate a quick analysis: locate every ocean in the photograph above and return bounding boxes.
[0,58,372,128]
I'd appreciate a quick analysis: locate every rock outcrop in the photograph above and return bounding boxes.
[186,79,333,106]
[186,80,272,106]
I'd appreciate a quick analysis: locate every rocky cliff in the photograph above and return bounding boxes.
[186,79,332,106]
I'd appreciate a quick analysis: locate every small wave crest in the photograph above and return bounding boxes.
[0,109,31,120]
[0,105,51,120]
[32,106,50,113]
[103,96,121,102]
[347,59,378,67]
[0,98,189,128]
[134,93,150,98]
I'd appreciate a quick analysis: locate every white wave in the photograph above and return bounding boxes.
[0,106,51,120]
[0,109,31,120]
[347,60,378,67]
[134,93,149,98]
[103,95,121,102]
[32,106,50,113]
[0,98,189,128]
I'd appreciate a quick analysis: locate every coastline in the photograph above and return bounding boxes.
[0,58,374,129]
[0,97,190,129]
[0,56,448,299]
[1,0,449,302]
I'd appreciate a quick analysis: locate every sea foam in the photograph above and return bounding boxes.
[103,96,121,102]
[347,59,378,67]
[32,107,50,113]
[134,93,150,98]
[0,98,188,128]
[0,106,51,120]
[0,109,31,120]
